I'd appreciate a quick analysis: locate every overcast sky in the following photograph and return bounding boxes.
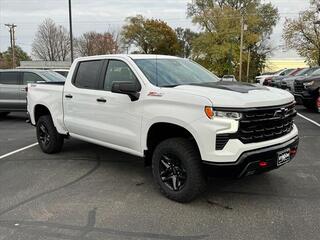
[0,0,311,59]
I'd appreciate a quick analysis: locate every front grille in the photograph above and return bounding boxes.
[238,102,296,144]
[294,81,304,93]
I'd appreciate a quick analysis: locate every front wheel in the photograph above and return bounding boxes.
[36,115,64,154]
[152,138,206,203]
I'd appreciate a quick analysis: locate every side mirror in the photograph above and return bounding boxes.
[111,81,141,101]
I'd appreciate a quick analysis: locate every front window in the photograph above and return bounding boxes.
[134,58,220,87]
[104,60,138,91]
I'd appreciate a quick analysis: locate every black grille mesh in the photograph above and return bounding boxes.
[215,102,296,149]
[238,103,296,144]
[294,81,304,93]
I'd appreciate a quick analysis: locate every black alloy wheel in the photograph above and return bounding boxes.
[39,123,50,146]
[159,154,187,191]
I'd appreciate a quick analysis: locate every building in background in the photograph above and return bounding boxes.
[265,58,308,72]
[17,61,70,70]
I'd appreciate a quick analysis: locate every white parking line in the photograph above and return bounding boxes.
[0,143,38,160]
[298,113,320,128]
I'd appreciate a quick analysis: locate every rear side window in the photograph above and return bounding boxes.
[23,72,43,84]
[0,72,19,85]
[73,60,103,89]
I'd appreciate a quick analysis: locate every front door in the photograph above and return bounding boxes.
[97,59,143,152]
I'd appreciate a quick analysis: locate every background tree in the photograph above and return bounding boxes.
[0,46,31,69]
[175,27,198,58]
[187,0,279,79]
[32,18,70,61]
[121,15,182,55]
[76,31,121,57]
[283,9,320,66]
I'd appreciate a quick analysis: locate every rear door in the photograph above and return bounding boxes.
[63,60,106,139]
[0,72,23,111]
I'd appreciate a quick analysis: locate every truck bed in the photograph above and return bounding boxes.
[27,83,67,134]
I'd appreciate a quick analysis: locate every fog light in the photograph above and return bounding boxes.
[259,161,268,168]
[290,147,297,158]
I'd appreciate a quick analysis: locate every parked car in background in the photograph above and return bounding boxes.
[294,71,320,112]
[269,68,300,88]
[221,75,237,82]
[255,68,290,85]
[281,68,318,92]
[0,69,66,117]
[52,69,69,77]
[262,68,296,86]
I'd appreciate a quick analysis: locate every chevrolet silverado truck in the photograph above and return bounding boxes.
[27,55,299,202]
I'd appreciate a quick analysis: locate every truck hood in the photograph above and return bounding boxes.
[172,82,294,108]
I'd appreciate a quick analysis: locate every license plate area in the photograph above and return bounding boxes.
[277,148,291,166]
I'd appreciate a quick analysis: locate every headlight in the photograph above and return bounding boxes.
[303,81,314,87]
[204,107,242,120]
[214,111,242,120]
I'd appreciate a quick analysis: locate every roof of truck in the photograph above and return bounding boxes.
[0,69,54,73]
[75,54,180,62]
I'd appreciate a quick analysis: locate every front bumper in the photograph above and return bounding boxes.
[203,135,299,178]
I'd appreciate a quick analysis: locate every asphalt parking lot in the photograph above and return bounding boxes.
[0,106,319,240]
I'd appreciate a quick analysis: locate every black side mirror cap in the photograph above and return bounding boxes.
[111,81,141,101]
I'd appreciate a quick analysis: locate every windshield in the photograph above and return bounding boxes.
[310,68,320,76]
[39,71,66,82]
[134,58,220,87]
[295,68,309,76]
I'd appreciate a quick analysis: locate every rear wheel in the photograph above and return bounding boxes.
[303,99,318,112]
[36,115,64,154]
[0,112,10,118]
[152,138,206,203]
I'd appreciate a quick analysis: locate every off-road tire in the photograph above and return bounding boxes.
[152,138,206,203]
[36,115,64,154]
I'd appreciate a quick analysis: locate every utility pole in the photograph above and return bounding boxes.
[5,24,17,68]
[239,16,244,82]
[68,0,74,63]
[246,49,251,82]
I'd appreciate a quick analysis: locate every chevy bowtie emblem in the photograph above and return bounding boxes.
[274,108,288,118]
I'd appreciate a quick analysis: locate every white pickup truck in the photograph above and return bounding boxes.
[28,54,299,202]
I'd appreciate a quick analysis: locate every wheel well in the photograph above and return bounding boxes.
[145,122,200,165]
[34,105,51,123]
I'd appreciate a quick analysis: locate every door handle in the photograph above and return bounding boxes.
[65,94,73,99]
[96,98,107,103]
